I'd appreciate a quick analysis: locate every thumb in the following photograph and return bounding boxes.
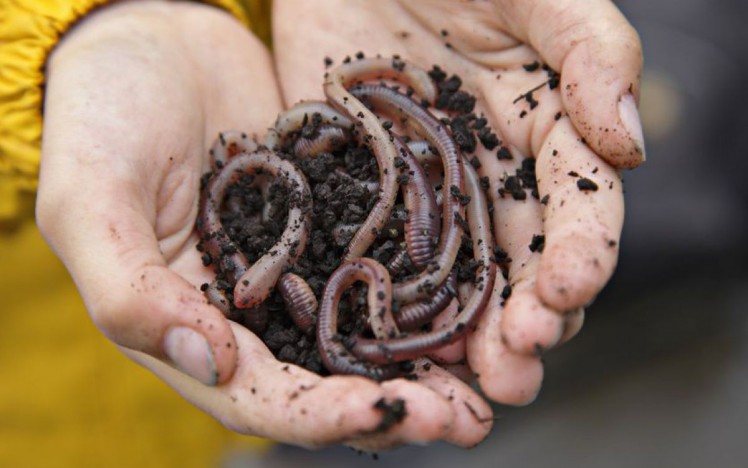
[494,0,645,168]
[36,183,238,386]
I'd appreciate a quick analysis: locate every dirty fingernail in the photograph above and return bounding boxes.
[164,326,217,386]
[618,93,646,161]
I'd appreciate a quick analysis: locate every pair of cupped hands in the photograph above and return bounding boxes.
[37,0,643,452]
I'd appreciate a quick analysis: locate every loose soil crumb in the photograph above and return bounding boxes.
[372,397,408,433]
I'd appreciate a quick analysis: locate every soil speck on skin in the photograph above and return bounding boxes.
[529,234,545,253]
[496,146,513,160]
[577,178,599,191]
[372,397,407,433]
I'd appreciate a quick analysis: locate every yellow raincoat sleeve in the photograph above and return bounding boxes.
[0,0,270,225]
[0,1,273,466]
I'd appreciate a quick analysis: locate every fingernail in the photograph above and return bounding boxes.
[618,93,646,161]
[164,326,218,386]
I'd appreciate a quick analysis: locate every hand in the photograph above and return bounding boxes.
[272,0,643,404]
[36,0,491,450]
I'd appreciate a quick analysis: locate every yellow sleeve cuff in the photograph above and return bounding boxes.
[0,0,253,225]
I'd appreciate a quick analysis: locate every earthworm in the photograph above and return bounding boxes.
[277,272,318,333]
[209,130,259,171]
[196,170,267,333]
[393,135,440,268]
[407,140,448,207]
[331,222,361,247]
[395,272,457,332]
[332,213,409,248]
[203,282,232,315]
[324,58,437,260]
[350,84,465,303]
[316,258,402,380]
[202,150,312,309]
[265,101,352,150]
[385,247,411,276]
[349,155,496,364]
[406,140,436,160]
[199,57,501,379]
[333,168,380,195]
[293,125,349,158]
[202,268,268,334]
[198,171,251,288]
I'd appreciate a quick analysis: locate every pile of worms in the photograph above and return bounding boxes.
[196,56,500,380]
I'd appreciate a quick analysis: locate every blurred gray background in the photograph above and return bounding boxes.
[228,0,748,466]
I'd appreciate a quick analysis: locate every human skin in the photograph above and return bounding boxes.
[35,0,643,451]
[272,0,642,404]
[36,0,492,450]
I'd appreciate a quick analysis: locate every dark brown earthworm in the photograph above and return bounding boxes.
[277,272,318,333]
[350,84,466,303]
[265,101,352,150]
[350,155,496,364]
[316,258,402,380]
[324,58,437,260]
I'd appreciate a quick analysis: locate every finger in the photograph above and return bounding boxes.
[125,323,456,449]
[558,307,585,345]
[470,116,564,354]
[466,272,543,406]
[346,377,454,452]
[535,118,624,311]
[427,299,467,365]
[36,177,238,386]
[441,363,473,383]
[412,359,494,448]
[501,289,564,355]
[37,109,238,386]
[492,0,645,168]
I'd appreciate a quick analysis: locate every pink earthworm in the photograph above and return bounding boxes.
[385,247,411,276]
[349,155,496,364]
[196,148,267,332]
[333,168,380,195]
[395,272,457,332]
[231,151,313,309]
[293,125,349,158]
[392,135,440,268]
[349,84,466,303]
[198,173,251,287]
[323,57,437,260]
[277,272,318,333]
[332,214,410,248]
[316,258,402,380]
[264,100,352,150]
[203,283,269,333]
[331,222,361,247]
[209,130,259,170]
[199,150,312,311]
[407,140,449,207]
